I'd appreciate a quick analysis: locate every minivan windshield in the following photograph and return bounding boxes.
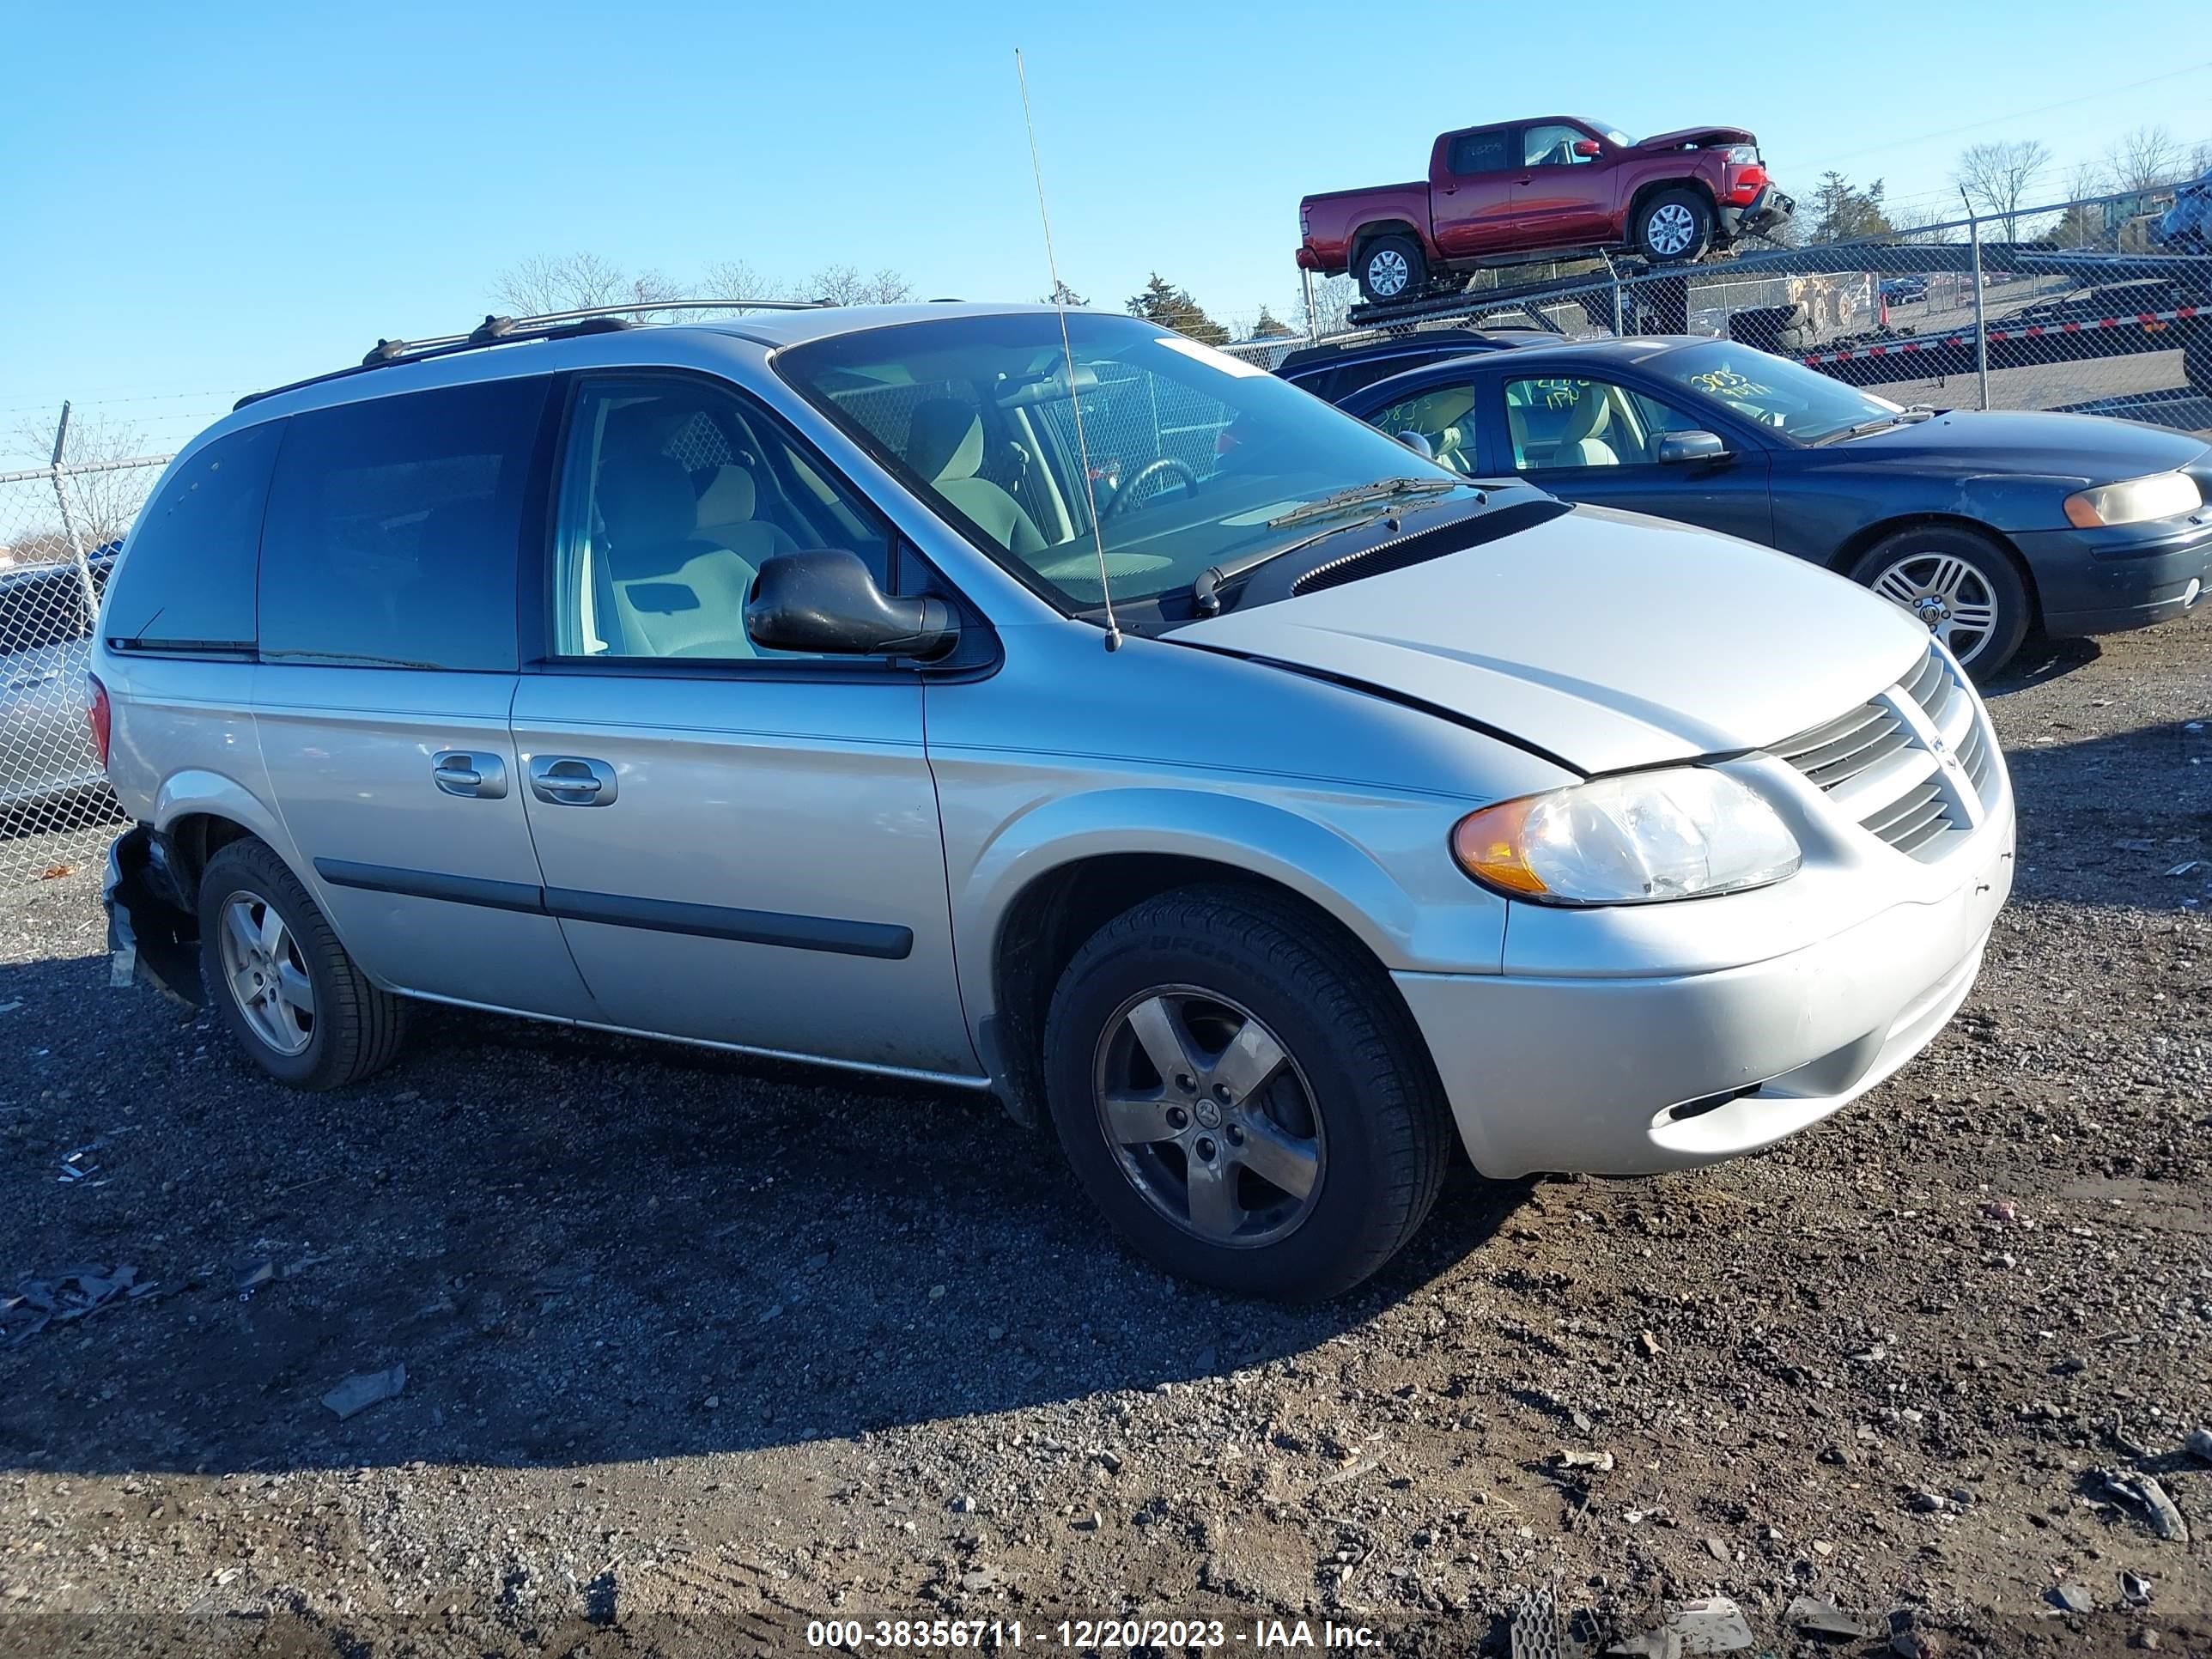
[777,312,1481,612]
[1648,342,1905,444]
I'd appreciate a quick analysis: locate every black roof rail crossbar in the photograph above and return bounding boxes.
[233,296,843,412]
[234,317,633,410]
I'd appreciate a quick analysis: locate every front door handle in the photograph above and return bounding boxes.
[529,755,618,806]
[432,750,507,799]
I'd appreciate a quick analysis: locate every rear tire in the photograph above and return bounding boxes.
[1042,885,1454,1301]
[198,839,408,1090]
[1849,525,2031,679]
[1356,234,1427,305]
[1636,189,1714,264]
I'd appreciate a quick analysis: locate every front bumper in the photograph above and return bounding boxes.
[2018,514,2212,636]
[1722,185,1795,241]
[1396,799,2014,1178]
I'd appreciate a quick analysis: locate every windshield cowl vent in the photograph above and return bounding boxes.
[1291,498,1573,599]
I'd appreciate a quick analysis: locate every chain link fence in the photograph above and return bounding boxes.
[1222,188,2212,438]
[0,410,171,893]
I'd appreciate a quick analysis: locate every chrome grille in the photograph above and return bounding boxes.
[1771,645,1998,862]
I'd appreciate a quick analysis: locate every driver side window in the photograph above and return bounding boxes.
[1522,124,1593,167]
[1502,377,1702,471]
[551,379,893,662]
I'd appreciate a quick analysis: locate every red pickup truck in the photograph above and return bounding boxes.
[1297,117,1794,303]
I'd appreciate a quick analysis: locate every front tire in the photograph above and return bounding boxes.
[1356,234,1426,305]
[1636,189,1714,263]
[198,839,408,1089]
[1849,525,2031,679]
[1042,886,1454,1300]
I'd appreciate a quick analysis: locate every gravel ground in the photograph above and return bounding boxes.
[3,612,2210,1658]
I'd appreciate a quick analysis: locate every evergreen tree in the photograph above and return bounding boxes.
[1125,274,1230,345]
[1808,173,1893,244]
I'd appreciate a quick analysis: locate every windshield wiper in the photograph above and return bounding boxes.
[1264,476,1462,529]
[1192,478,1481,615]
[1825,404,1937,443]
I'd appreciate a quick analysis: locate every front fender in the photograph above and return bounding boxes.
[952,783,1509,1032]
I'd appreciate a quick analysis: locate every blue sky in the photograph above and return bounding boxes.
[3,1,2206,466]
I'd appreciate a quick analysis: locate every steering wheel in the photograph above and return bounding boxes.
[1101,456,1198,521]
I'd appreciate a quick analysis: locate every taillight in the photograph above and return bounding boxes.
[87,673,111,770]
[1300,203,1311,240]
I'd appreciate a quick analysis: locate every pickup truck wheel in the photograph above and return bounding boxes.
[1356,235,1425,304]
[1042,885,1453,1300]
[1850,526,2030,679]
[198,839,408,1090]
[1637,190,1713,263]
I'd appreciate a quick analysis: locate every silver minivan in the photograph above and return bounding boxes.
[97,303,2014,1297]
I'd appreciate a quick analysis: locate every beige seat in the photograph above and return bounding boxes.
[1554,387,1621,467]
[904,400,1048,555]
[596,453,761,658]
[693,462,799,569]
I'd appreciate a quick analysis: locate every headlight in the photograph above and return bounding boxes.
[2063,471,2202,528]
[1450,769,1801,906]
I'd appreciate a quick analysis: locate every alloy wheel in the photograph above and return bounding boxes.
[1869,552,2001,665]
[217,891,315,1057]
[1091,987,1324,1248]
[1647,203,1697,257]
[1366,249,1410,298]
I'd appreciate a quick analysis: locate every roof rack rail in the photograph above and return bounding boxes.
[234,296,841,412]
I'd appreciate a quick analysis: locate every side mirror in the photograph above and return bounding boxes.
[1656,429,1729,465]
[1395,430,1436,460]
[1573,138,1603,158]
[745,550,960,660]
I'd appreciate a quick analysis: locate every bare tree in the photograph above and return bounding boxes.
[5,409,159,562]
[1890,210,1960,246]
[489,252,684,319]
[1954,139,2050,240]
[807,264,915,306]
[2106,125,2183,193]
[1297,274,1356,339]
[700,259,779,301]
[2189,137,2212,179]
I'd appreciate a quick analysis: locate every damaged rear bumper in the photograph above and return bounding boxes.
[104,824,204,1008]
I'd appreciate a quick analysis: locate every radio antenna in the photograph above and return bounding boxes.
[1016,47,1121,652]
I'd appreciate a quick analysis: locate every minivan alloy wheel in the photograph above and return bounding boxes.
[1868,552,2000,665]
[1646,202,1698,257]
[217,892,315,1056]
[1092,986,1324,1248]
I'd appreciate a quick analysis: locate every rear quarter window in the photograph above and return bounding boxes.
[258,378,550,671]
[102,420,285,653]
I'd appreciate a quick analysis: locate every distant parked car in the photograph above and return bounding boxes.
[1,550,116,814]
[1879,276,1929,305]
[1334,337,2212,676]
[2153,169,2212,252]
[1298,117,1795,303]
[1273,327,1548,404]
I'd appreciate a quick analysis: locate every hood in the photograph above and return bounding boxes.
[1166,506,1929,776]
[1844,410,2211,483]
[1634,125,1757,151]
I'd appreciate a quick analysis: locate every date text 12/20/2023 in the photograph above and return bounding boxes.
[805,1619,1383,1650]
